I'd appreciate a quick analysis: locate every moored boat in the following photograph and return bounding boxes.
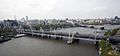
[67,38,74,44]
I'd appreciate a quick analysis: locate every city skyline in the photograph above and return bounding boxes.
[0,0,120,20]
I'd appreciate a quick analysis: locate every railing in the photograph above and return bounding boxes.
[17,29,120,43]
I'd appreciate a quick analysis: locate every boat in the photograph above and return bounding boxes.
[67,38,73,44]
[14,34,26,38]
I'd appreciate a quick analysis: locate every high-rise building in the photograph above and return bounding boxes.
[3,20,19,29]
[111,16,120,25]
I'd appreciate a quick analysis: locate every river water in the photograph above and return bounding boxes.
[0,25,119,56]
[53,25,120,34]
[0,36,98,56]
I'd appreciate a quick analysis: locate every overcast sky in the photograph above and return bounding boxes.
[0,0,120,20]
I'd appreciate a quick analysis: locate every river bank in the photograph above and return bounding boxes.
[0,34,25,43]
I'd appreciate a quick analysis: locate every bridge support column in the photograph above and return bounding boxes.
[94,41,99,47]
[55,37,59,40]
[47,35,49,38]
[54,36,57,40]
[41,34,43,38]
[32,33,33,36]
[94,41,99,51]
[47,35,50,39]
[60,36,63,40]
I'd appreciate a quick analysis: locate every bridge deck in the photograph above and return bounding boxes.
[18,30,120,43]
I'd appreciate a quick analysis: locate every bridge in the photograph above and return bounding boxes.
[17,29,120,44]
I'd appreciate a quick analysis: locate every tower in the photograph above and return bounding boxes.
[14,15,16,20]
[26,16,28,21]
[26,16,29,25]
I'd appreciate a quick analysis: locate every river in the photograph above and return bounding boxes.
[0,25,119,56]
[0,36,98,56]
[53,25,120,34]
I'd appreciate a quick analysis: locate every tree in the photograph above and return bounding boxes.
[99,40,119,56]
[99,28,120,56]
[104,28,120,36]
[0,27,16,38]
